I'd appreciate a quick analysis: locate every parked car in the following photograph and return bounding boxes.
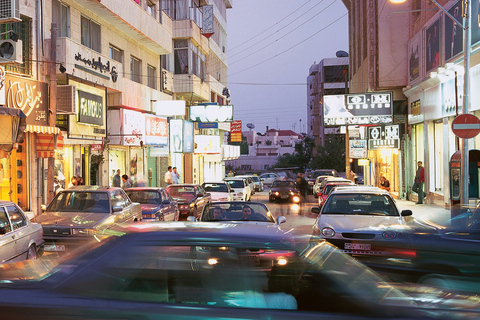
[311,186,413,260]
[313,175,332,198]
[315,176,351,197]
[317,180,355,208]
[201,181,234,202]
[235,175,256,195]
[35,186,143,253]
[306,169,339,194]
[251,175,264,192]
[268,180,301,203]
[0,201,44,262]
[166,184,211,219]
[224,177,252,201]
[125,187,179,221]
[259,173,282,186]
[0,222,478,319]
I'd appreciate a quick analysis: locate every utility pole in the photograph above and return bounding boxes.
[47,23,57,203]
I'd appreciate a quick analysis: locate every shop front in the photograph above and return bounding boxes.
[194,134,222,182]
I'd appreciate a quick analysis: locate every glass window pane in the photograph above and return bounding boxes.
[81,16,90,47]
[7,205,26,230]
[0,207,12,233]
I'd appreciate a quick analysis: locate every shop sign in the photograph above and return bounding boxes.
[349,140,367,159]
[123,109,145,146]
[74,53,119,83]
[184,121,194,153]
[169,119,183,153]
[408,33,421,82]
[194,135,220,154]
[190,104,233,122]
[91,144,102,151]
[77,90,104,126]
[198,122,218,129]
[5,75,49,126]
[155,100,185,116]
[230,120,242,142]
[442,78,462,116]
[358,159,370,166]
[202,5,214,38]
[145,115,167,146]
[324,92,393,126]
[368,125,400,149]
[410,99,421,116]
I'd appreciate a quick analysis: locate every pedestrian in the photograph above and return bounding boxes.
[415,161,425,204]
[350,170,358,184]
[67,176,77,188]
[122,174,132,190]
[172,167,180,184]
[380,176,390,191]
[295,172,308,198]
[227,170,234,177]
[165,166,173,186]
[76,176,84,186]
[112,169,121,187]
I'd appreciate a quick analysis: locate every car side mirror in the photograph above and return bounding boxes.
[112,206,123,213]
[277,216,286,224]
[401,209,413,217]
[187,216,196,222]
[311,207,321,214]
[230,189,235,193]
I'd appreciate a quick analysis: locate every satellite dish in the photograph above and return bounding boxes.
[336,50,349,57]
[246,123,255,129]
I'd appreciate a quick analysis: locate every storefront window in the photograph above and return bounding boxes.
[109,149,126,187]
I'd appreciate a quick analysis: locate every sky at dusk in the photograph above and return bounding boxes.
[226,0,349,134]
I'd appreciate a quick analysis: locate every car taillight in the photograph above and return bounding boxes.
[143,213,156,219]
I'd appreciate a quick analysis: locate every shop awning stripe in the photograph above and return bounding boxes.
[36,132,64,158]
[25,125,61,135]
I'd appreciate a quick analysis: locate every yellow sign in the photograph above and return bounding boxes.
[358,159,370,166]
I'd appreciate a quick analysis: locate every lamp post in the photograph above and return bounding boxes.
[391,0,471,207]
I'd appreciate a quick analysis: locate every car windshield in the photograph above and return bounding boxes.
[251,176,259,182]
[126,191,161,204]
[324,184,352,195]
[47,192,110,213]
[272,181,296,188]
[226,180,245,188]
[167,187,195,199]
[322,194,399,216]
[201,202,275,222]
[202,183,228,193]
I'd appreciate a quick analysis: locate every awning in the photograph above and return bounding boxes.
[25,125,61,135]
[36,132,64,158]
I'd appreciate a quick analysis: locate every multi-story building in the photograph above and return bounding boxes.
[341,0,480,207]
[0,0,234,215]
[307,56,349,147]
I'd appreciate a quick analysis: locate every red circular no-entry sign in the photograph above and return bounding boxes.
[452,114,480,139]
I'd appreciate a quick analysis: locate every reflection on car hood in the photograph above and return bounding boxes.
[35,211,109,227]
[208,192,230,200]
[319,215,404,231]
[173,197,194,204]
[140,204,160,213]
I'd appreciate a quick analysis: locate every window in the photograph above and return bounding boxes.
[81,16,101,53]
[0,207,12,234]
[130,56,142,84]
[147,65,157,89]
[6,205,27,230]
[174,40,188,74]
[52,0,70,37]
[0,19,32,75]
[147,0,156,18]
[323,65,347,83]
[109,45,123,63]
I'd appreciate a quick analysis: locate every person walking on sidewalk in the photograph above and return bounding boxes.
[415,161,425,204]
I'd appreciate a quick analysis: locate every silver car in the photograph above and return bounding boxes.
[0,201,44,261]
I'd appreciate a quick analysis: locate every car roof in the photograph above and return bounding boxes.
[331,186,389,195]
[63,186,119,192]
[125,187,165,191]
[167,184,198,187]
[0,200,16,205]
[202,181,227,184]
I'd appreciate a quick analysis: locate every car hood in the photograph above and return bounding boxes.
[173,197,194,204]
[270,187,297,192]
[319,215,404,231]
[35,211,110,228]
[208,192,230,200]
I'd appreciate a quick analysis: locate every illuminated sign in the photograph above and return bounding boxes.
[145,115,168,146]
[349,140,367,159]
[194,135,221,154]
[230,120,242,142]
[368,125,400,149]
[77,90,104,126]
[190,105,233,122]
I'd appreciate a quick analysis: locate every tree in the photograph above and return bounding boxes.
[309,135,345,172]
[274,136,315,172]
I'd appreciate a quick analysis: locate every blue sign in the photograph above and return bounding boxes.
[198,122,218,129]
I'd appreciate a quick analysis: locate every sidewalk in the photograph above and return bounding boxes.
[396,199,452,227]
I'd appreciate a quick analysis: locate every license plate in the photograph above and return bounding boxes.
[345,243,371,250]
[281,195,289,199]
[44,244,65,252]
[248,254,260,265]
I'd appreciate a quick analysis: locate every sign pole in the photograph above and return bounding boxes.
[461,0,471,208]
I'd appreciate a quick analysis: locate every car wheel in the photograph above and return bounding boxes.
[27,244,37,260]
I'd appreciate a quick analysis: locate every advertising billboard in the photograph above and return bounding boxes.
[190,105,233,122]
[230,120,242,142]
[169,119,183,153]
[145,115,168,146]
[184,121,194,153]
[194,135,221,154]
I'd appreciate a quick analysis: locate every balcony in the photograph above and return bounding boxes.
[174,73,210,102]
[173,20,209,51]
[73,0,172,54]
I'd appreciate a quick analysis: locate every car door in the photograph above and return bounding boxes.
[6,204,29,260]
[195,186,208,213]
[160,189,175,221]
[0,205,15,262]
[111,190,132,224]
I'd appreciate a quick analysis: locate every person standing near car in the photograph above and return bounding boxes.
[112,169,121,187]
[165,166,173,186]
[172,167,180,184]
[415,161,425,204]
[295,172,307,199]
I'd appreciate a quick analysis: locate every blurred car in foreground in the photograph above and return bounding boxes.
[201,181,234,202]
[0,201,44,261]
[0,222,478,319]
[311,186,413,258]
[167,184,211,219]
[317,180,355,208]
[125,187,179,221]
[306,169,339,194]
[35,186,142,253]
[224,178,252,201]
[268,180,301,203]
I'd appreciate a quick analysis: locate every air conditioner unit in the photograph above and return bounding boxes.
[0,39,22,64]
[0,0,21,23]
[57,85,76,114]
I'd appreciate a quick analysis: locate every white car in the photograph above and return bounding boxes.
[201,181,234,202]
[311,186,413,256]
[235,175,256,194]
[224,178,252,201]
[259,173,282,186]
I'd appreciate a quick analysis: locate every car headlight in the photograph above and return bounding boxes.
[382,231,397,239]
[274,192,279,196]
[309,181,314,185]
[321,227,335,237]
[72,228,97,235]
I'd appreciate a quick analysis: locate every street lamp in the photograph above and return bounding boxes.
[391,0,471,207]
